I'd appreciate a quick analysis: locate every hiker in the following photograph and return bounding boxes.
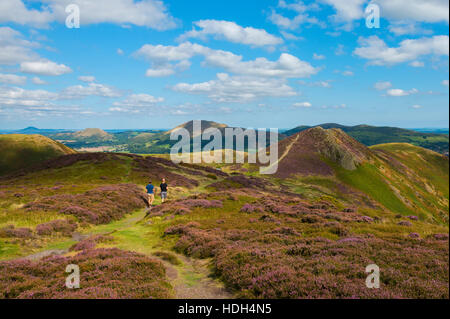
[160,178,168,203]
[146,181,155,207]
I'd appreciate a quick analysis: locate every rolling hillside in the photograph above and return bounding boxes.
[284,123,449,154]
[272,127,449,223]
[0,127,448,299]
[0,134,76,176]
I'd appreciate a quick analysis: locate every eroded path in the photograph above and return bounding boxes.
[22,209,233,299]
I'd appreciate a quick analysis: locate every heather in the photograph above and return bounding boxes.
[164,211,449,299]
[0,144,448,299]
[36,219,77,236]
[25,184,147,225]
[160,191,449,299]
[0,225,33,239]
[0,248,172,299]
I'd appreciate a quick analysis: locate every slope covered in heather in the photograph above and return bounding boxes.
[0,129,448,299]
[283,123,449,154]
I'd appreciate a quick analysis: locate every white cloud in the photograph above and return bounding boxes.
[135,42,318,78]
[204,51,318,78]
[0,27,38,65]
[335,44,345,56]
[342,70,354,76]
[32,77,47,85]
[179,20,283,47]
[313,53,326,60]
[386,88,418,97]
[117,48,124,55]
[172,73,297,103]
[388,22,433,36]
[113,93,164,108]
[280,31,303,41]
[269,10,321,30]
[299,80,332,88]
[20,60,72,76]
[293,102,312,107]
[410,61,425,67]
[377,0,449,23]
[442,80,449,87]
[78,75,96,82]
[412,104,422,109]
[321,0,365,29]
[1,0,177,30]
[0,86,58,108]
[60,83,122,99]
[354,35,449,66]
[0,73,27,85]
[374,81,392,90]
[0,0,53,27]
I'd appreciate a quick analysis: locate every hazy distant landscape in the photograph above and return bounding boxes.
[1,122,448,156]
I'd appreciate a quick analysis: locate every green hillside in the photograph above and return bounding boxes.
[0,134,76,176]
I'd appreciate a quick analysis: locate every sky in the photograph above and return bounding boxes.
[0,0,449,130]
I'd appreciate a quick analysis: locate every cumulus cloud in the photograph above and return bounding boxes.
[388,22,433,36]
[60,83,122,99]
[374,81,392,90]
[386,88,418,97]
[313,53,326,60]
[20,60,72,76]
[410,61,425,67]
[0,27,39,65]
[299,80,332,88]
[0,73,27,85]
[0,86,58,108]
[179,20,283,47]
[442,80,449,87]
[32,77,47,85]
[412,104,422,109]
[269,10,321,30]
[377,0,449,23]
[0,0,53,27]
[78,75,96,82]
[172,73,297,103]
[135,42,318,78]
[113,93,164,108]
[354,35,449,66]
[0,27,71,77]
[1,0,178,30]
[321,0,365,23]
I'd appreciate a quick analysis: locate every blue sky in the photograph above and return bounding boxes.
[0,0,449,130]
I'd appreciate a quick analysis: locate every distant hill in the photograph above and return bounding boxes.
[73,128,114,141]
[283,123,449,154]
[0,134,76,175]
[166,120,228,137]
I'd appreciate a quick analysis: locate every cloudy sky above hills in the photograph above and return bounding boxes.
[0,0,448,129]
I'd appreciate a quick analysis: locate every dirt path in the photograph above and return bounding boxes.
[260,133,300,174]
[22,209,233,299]
[157,253,232,299]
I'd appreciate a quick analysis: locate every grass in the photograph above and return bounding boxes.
[0,134,75,175]
[334,162,415,215]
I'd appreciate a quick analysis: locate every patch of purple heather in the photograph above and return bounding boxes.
[36,219,77,236]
